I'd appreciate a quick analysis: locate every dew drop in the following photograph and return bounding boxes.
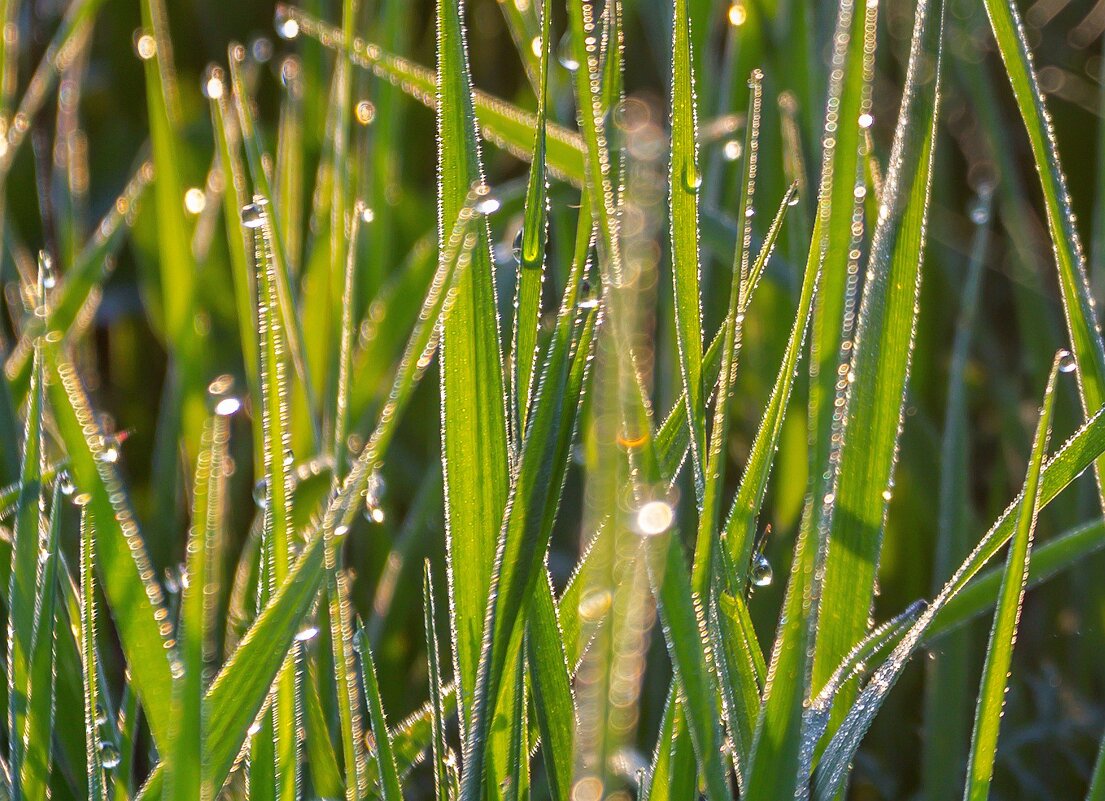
[512,228,524,263]
[722,140,742,161]
[253,478,269,509]
[557,32,580,71]
[635,500,674,536]
[133,31,156,61]
[530,36,542,59]
[728,2,747,25]
[578,278,599,309]
[294,626,319,642]
[751,554,773,587]
[1058,350,1077,374]
[358,204,375,224]
[858,113,874,129]
[41,253,57,289]
[355,100,375,126]
[474,188,501,215]
[787,190,800,206]
[682,164,703,193]
[275,7,300,39]
[215,396,242,416]
[241,201,266,229]
[100,742,121,770]
[968,197,991,225]
[364,472,386,523]
[94,704,108,726]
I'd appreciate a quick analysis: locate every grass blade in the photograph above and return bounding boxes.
[423,562,451,801]
[78,505,106,801]
[355,625,402,801]
[961,352,1061,800]
[981,0,1105,514]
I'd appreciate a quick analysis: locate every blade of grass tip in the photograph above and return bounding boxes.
[78,505,106,801]
[812,350,1068,800]
[1088,729,1105,801]
[495,0,540,91]
[741,0,878,794]
[355,625,402,801]
[274,57,304,275]
[669,0,707,492]
[811,0,944,736]
[334,202,367,472]
[435,0,511,750]
[922,183,993,801]
[19,485,62,801]
[207,66,263,459]
[227,45,320,446]
[424,562,450,801]
[981,0,1105,516]
[164,403,232,801]
[511,0,551,443]
[962,353,1062,800]
[43,339,176,750]
[643,692,697,801]
[8,263,46,795]
[246,196,301,801]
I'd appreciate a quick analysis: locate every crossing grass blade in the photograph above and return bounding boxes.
[961,352,1061,800]
[669,0,707,489]
[423,562,451,801]
[19,486,61,801]
[981,0,1105,514]
[435,0,511,752]
[811,0,945,731]
[812,357,1097,800]
[1089,730,1105,801]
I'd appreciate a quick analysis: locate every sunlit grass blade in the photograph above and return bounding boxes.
[922,184,993,801]
[812,355,1086,799]
[78,505,106,801]
[511,0,551,442]
[961,353,1061,800]
[669,0,707,489]
[711,587,765,775]
[981,0,1105,514]
[163,405,231,801]
[43,339,176,749]
[811,0,944,743]
[19,485,61,801]
[643,694,696,801]
[1088,730,1105,801]
[355,625,402,801]
[8,265,46,794]
[247,197,301,801]
[526,573,575,801]
[435,0,510,751]
[423,562,451,801]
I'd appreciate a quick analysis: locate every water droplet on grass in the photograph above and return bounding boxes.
[1058,350,1076,373]
[751,554,773,586]
[133,31,156,61]
[295,626,319,642]
[355,100,375,126]
[275,7,299,39]
[557,33,580,71]
[100,742,120,769]
[241,202,266,229]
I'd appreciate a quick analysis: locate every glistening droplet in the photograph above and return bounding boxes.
[751,554,773,587]
[100,742,121,770]
[241,202,266,229]
[1058,351,1076,374]
[557,32,580,71]
[275,7,300,39]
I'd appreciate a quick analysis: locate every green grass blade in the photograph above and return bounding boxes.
[423,562,451,801]
[19,485,62,801]
[922,185,993,801]
[669,0,707,488]
[981,0,1105,514]
[436,0,510,749]
[44,341,176,749]
[164,406,231,801]
[511,0,551,442]
[8,267,45,792]
[324,563,368,800]
[1088,729,1105,801]
[355,625,402,801]
[248,197,300,801]
[78,506,106,801]
[812,0,944,716]
[961,353,1061,800]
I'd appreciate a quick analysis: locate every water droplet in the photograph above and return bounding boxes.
[248,721,262,736]
[635,500,674,536]
[1058,350,1077,373]
[253,478,269,509]
[557,32,580,71]
[37,548,50,565]
[41,253,57,289]
[294,626,319,642]
[184,187,206,215]
[358,204,375,224]
[682,164,702,193]
[100,434,121,464]
[722,140,742,161]
[72,492,92,507]
[364,472,386,523]
[215,397,241,416]
[858,113,874,129]
[163,567,180,595]
[241,201,266,229]
[133,30,156,61]
[99,742,120,770]
[275,7,300,39]
[751,554,773,587]
[787,190,800,206]
[355,100,375,126]
[530,36,542,59]
[578,278,599,309]
[728,2,747,25]
[95,704,108,726]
